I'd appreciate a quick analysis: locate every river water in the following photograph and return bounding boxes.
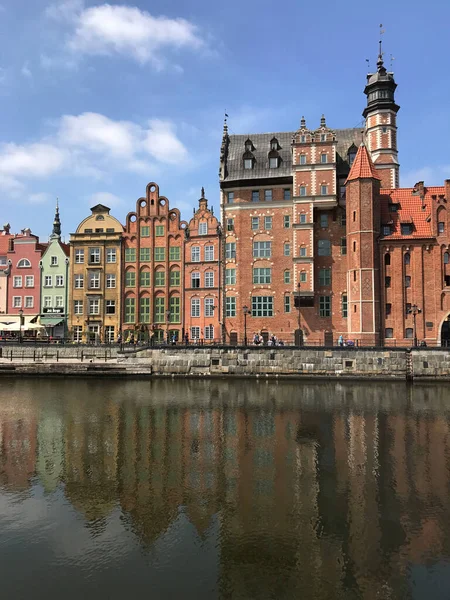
[1,378,450,599]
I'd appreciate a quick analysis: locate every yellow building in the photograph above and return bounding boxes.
[69,204,123,343]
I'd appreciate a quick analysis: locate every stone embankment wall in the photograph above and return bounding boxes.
[0,346,450,380]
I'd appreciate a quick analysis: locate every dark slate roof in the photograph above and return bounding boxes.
[223,128,362,182]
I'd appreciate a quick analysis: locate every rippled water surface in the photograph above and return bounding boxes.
[1,378,450,599]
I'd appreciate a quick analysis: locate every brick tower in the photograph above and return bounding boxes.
[363,41,400,189]
[346,144,381,345]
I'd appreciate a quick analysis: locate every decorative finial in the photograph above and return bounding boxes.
[300,116,306,128]
[321,114,326,127]
[377,24,386,72]
[201,186,205,199]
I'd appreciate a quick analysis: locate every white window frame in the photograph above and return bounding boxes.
[198,222,207,235]
[300,186,307,196]
[205,325,214,340]
[191,326,200,340]
[191,298,200,317]
[24,296,34,308]
[75,249,84,263]
[264,216,272,230]
[13,276,22,288]
[89,247,101,264]
[44,296,52,308]
[44,275,52,287]
[55,275,64,287]
[73,325,83,342]
[89,273,100,289]
[205,245,214,261]
[191,272,200,288]
[106,248,116,263]
[106,274,116,288]
[205,298,215,317]
[17,258,31,268]
[89,298,100,315]
[74,274,84,289]
[13,296,22,308]
[320,185,328,196]
[106,299,116,314]
[205,272,214,288]
[51,256,58,266]
[191,246,200,262]
[225,268,236,285]
[55,296,63,308]
[320,153,327,164]
[74,300,83,315]
[25,275,34,288]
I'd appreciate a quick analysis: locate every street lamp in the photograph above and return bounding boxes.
[19,308,24,344]
[408,304,422,347]
[293,282,303,346]
[243,305,250,346]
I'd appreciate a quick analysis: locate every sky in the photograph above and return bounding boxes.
[0,0,449,241]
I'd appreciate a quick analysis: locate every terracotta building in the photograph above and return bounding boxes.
[69,204,123,343]
[122,182,185,343]
[219,43,448,346]
[184,188,221,343]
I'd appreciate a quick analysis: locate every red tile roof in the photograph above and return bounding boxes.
[380,186,445,239]
[346,144,381,182]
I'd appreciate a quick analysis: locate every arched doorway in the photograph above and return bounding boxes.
[441,316,450,347]
[294,328,304,346]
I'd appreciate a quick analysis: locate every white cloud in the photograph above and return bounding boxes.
[402,166,450,187]
[144,119,188,164]
[88,191,123,208]
[21,62,32,79]
[28,192,53,204]
[0,143,66,178]
[45,2,204,68]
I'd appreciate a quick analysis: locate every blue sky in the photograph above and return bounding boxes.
[0,0,448,241]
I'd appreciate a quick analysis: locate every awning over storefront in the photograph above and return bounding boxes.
[0,316,43,331]
[40,317,64,327]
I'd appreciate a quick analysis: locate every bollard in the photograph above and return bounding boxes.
[81,350,83,362]
[33,349,35,361]
[57,350,59,362]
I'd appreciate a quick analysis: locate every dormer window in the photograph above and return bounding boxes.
[389,203,400,212]
[300,135,306,143]
[244,138,254,152]
[401,223,413,235]
[348,144,357,166]
[17,258,31,268]
[382,225,392,236]
[270,137,279,151]
[320,134,326,142]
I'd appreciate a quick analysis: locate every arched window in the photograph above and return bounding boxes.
[384,253,391,266]
[404,252,410,265]
[444,252,449,265]
[17,258,31,268]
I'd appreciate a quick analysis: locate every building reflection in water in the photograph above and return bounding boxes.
[0,379,450,597]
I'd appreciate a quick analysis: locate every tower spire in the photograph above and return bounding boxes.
[52,197,61,238]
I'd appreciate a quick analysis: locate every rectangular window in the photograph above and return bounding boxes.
[320,213,328,228]
[169,297,180,323]
[318,239,331,256]
[300,272,307,283]
[140,247,150,261]
[385,276,391,288]
[74,274,84,289]
[405,328,414,339]
[319,295,331,317]
[89,248,100,264]
[264,189,272,202]
[141,226,150,237]
[225,297,236,317]
[406,302,412,315]
[25,275,34,288]
[320,134,326,142]
[341,237,347,255]
[55,275,64,287]
[89,299,100,315]
[95,228,104,234]
[155,225,164,237]
[84,228,92,233]
[300,247,307,257]
[225,242,236,259]
[319,268,331,286]
[320,153,327,164]
[320,185,328,196]
[13,276,22,288]
[106,299,116,315]
[300,135,306,143]
[253,268,271,284]
[106,274,116,288]
[439,222,445,234]
[401,223,413,235]
[385,328,394,339]
[284,270,291,284]
[284,189,291,201]
[106,248,116,263]
[284,243,291,256]
[300,154,306,165]
[74,300,83,315]
[300,186,307,196]
[389,203,399,213]
[405,276,411,288]
[73,326,82,342]
[205,325,214,340]
[89,272,100,289]
[51,255,58,266]
[224,218,233,232]
[44,275,52,287]
[205,245,214,261]
[191,298,200,317]
[140,270,150,286]
[125,248,136,262]
[25,296,34,308]
[125,271,135,287]
[170,270,180,287]
[198,222,207,235]
[340,213,346,227]
[300,213,307,224]
[253,241,272,258]
[13,296,22,308]
[284,295,291,313]
[154,297,165,323]
[284,215,291,228]
[191,272,200,288]
[44,296,53,309]
[252,296,273,317]
[124,297,135,323]
[154,247,165,261]
[191,246,200,262]
[191,326,200,340]
[227,192,234,204]
[386,303,392,316]
[205,298,215,317]
[75,249,84,263]
[264,216,272,230]
[382,225,392,236]
[342,295,348,318]
[139,297,150,323]
[105,326,115,343]
[244,159,253,169]
[269,157,278,168]
[205,272,214,288]
[251,217,259,230]
[252,190,259,202]
[155,271,165,287]
[226,268,236,285]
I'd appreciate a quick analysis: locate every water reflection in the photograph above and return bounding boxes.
[1,379,450,599]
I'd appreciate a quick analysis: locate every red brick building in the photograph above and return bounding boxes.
[219,46,450,346]
[184,189,221,343]
[122,182,185,343]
